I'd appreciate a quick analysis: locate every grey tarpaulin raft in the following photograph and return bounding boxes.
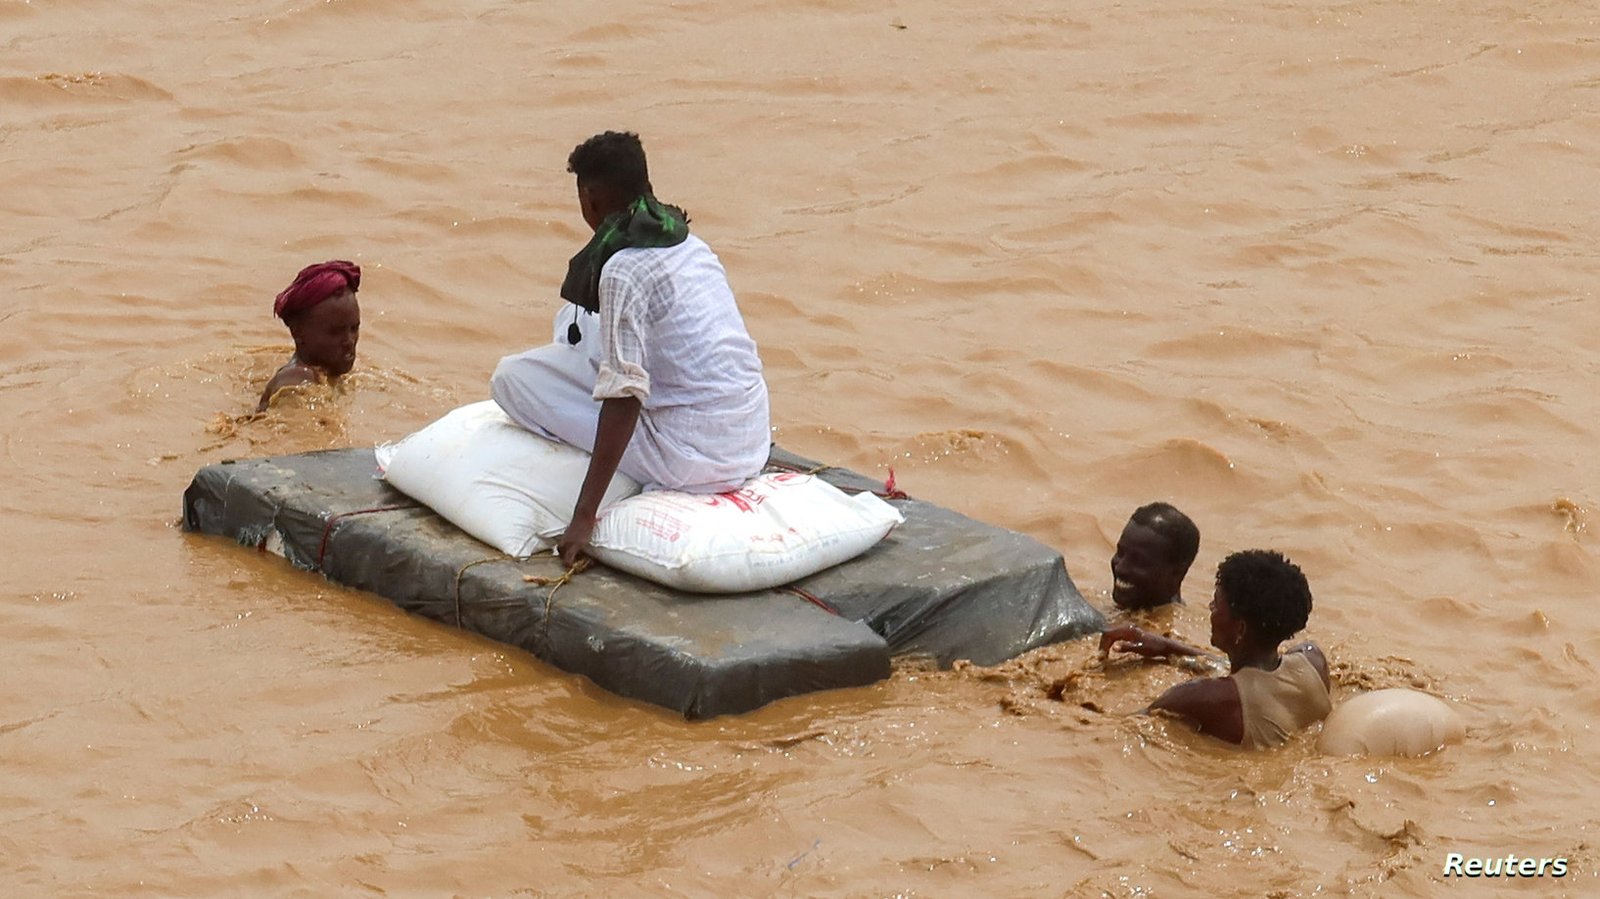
[182,446,1105,718]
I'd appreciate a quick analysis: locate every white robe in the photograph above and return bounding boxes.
[490,236,771,493]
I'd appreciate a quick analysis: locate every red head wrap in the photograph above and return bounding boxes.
[273,260,361,319]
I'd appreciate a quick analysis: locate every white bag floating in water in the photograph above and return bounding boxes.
[588,472,905,594]
[377,400,641,558]
[1318,688,1465,757]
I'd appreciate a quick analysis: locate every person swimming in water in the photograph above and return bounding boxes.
[257,260,362,412]
[1110,502,1200,611]
[1099,549,1331,748]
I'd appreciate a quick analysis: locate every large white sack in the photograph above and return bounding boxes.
[376,400,641,558]
[587,472,905,594]
[1318,688,1466,757]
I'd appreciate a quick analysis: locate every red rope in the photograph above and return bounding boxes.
[779,585,841,616]
[876,466,908,501]
[763,459,909,501]
[317,504,416,567]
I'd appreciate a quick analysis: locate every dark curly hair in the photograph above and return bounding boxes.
[1216,549,1313,644]
[567,131,652,198]
[1129,502,1200,572]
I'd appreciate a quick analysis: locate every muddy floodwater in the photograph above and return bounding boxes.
[3,1,1598,895]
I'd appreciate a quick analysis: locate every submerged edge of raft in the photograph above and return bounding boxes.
[182,445,1105,718]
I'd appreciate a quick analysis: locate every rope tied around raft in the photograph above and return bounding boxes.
[765,460,832,477]
[764,459,908,501]
[452,556,503,628]
[450,555,590,633]
[526,558,592,643]
[878,467,908,501]
[777,584,841,616]
[316,503,418,567]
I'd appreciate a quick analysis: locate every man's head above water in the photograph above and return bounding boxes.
[567,130,654,231]
[1110,502,1200,611]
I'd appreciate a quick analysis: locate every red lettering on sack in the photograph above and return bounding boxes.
[708,483,774,513]
[720,490,755,513]
[639,510,687,542]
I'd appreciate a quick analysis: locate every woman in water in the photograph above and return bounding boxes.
[257,260,362,412]
[259,259,363,409]
[1099,549,1331,748]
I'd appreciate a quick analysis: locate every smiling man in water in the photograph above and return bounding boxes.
[1109,502,1200,612]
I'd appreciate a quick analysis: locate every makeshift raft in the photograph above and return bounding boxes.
[182,447,1105,718]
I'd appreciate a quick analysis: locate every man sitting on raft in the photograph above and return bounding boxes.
[490,131,771,566]
[1110,502,1199,612]
[257,260,362,412]
[1099,549,1331,748]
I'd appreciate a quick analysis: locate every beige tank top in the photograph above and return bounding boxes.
[1232,653,1332,749]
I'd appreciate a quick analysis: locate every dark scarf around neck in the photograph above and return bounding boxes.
[560,194,690,313]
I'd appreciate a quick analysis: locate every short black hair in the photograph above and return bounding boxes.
[1215,549,1313,644]
[1129,502,1200,572]
[567,131,652,197]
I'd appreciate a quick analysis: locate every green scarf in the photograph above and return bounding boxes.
[560,194,690,313]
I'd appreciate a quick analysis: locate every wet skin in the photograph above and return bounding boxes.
[1101,584,1331,745]
[256,290,360,412]
[289,289,361,376]
[557,177,640,566]
[1110,521,1185,610]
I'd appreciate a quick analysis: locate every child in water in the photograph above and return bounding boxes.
[257,260,362,412]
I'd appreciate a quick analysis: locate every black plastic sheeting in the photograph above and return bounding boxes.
[182,446,1105,718]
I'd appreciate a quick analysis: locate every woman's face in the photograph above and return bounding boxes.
[1209,585,1243,653]
[289,290,360,376]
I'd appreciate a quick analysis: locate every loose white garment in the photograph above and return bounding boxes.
[491,236,770,493]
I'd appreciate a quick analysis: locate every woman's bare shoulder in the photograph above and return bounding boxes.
[1150,676,1245,744]
[257,360,322,411]
[1287,642,1330,688]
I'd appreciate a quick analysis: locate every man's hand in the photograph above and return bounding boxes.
[557,514,597,567]
[1099,625,1165,659]
[1100,626,1209,662]
[560,395,642,568]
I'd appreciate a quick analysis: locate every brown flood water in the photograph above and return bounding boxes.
[4,1,1598,895]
